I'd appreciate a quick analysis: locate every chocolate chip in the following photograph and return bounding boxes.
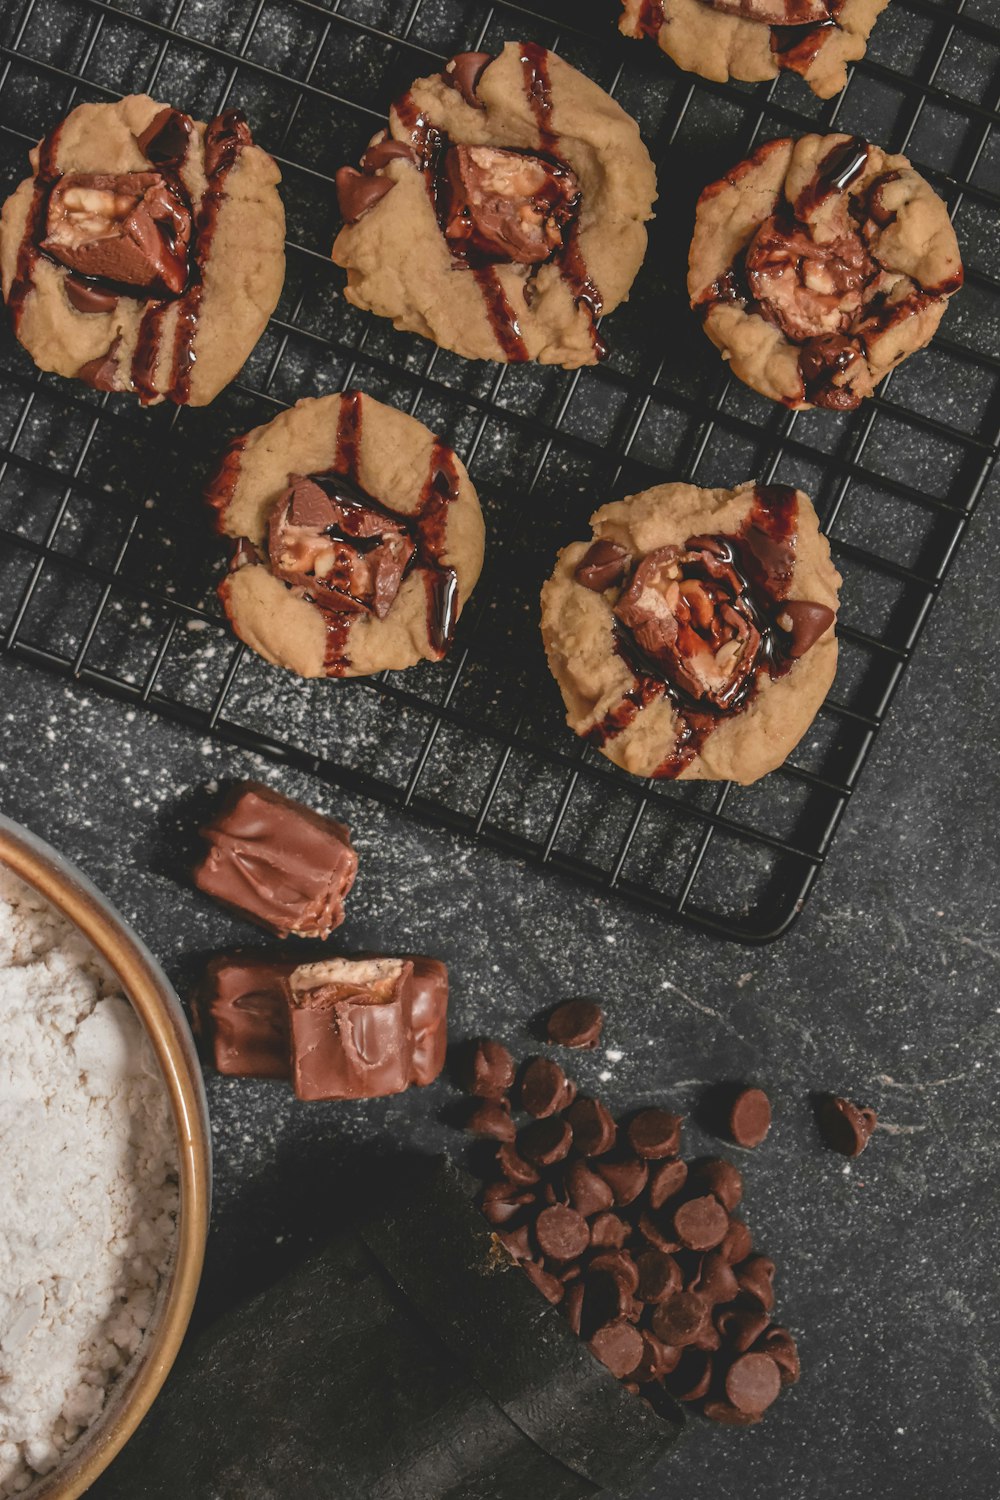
[648,1157,688,1209]
[583,1268,635,1329]
[136,105,192,164]
[588,1318,644,1378]
[574,539,631,593]
[589,1211,629,1248]
[589,1250,639,1294]
[464,1039,515,1099]
[636,1210,680,1254]
[702,1399,761,1426]
[717,1306,771,1354]
[65,276,118,314]
[632,1328,674,1384]
[441,50,492,108]
[635,1249,681,1304]
[819,1094,877,1156]
[778,600,836,658]
[497,1224,532,1261]
[535,1204,590,1262]
[562,1280,585,1334]
[360,137,418,173]
[736,1254,776,1311]
[666,1348,713,1402]
[729,1087,772,1148]
[689,1250,739,1308]
[673,1195,730,1252]
[496,1142,539,1186]
[546,1000,603,1049]
[627,1108,684,1160]
[692,1158,743,1212]
[522,1259,564,1305]
[563,1096,617,1156]
[466,1099,515,1141]
[335,165,394,224]
[754,1326,800,1386]
[725,1353,781,1415]
[78,340,121,391]
[564,1159,614,1217]
[649,1292,707,1347]
[719,1216,753,1264]
[520,1056,573,1117]
[519,1115,573,1167]
[480,1181,531,1225]
[594,1156,648,1207]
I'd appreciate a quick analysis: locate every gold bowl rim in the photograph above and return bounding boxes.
[0,814,211,1500]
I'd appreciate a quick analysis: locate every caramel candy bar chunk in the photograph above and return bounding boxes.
[286,956,448,1102]
[41,171,191,293]
[193,782,358,939]
[194,953,297,1078]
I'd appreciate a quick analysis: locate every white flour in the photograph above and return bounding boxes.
[0,867,178,1497]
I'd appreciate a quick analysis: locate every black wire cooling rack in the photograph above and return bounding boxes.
[1,0,998,941]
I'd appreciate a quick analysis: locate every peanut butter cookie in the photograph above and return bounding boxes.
[688,134,962,411]
[332,44,656,368]
[209,390,485,679]
[0,94,284,405]
[619,0,889,100]
[540,481,840,783]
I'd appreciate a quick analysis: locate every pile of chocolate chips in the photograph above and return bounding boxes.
[460,1026,799,1427]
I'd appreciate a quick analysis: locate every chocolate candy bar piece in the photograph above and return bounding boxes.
[193,781,358,938]
[193,953,297,1078]
[287,956,448,1101]
[408,957,450,1086]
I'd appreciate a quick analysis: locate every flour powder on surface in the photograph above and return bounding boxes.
[0,867,178,1497]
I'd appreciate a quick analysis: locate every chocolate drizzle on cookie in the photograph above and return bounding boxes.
[696,136,962,411]
[338,47,606,362]
[8,126,65,331]
[8,104,254,404]
[231,392,462,676]
[131,110,252,405]
[583,486,835,778]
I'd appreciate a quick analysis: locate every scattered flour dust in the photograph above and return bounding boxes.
[0,868,178,1496]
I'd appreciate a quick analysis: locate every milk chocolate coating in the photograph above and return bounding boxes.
[193,781,358,939]
[41,171,191,294]
[195,953,297,1078]
[289,955,449,1101]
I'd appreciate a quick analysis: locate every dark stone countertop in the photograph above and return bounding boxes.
[2,464,997,1497]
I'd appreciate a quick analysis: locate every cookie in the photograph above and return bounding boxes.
[619,0,888,100]
[331,44,656,368]
[540,481,841,783]
[0,95,284,405]
[688,134,963,411]
[208,390,485,678]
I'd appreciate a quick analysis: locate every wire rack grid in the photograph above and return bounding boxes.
[0,0,997,941]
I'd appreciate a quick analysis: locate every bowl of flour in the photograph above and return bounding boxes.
[0,816,211,1500]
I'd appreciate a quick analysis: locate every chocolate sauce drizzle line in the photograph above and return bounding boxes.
[316,390,461,674]
[131,113,248,405]
[391,49,604,362]
[9,126,64,330]
[589,485,800,780]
